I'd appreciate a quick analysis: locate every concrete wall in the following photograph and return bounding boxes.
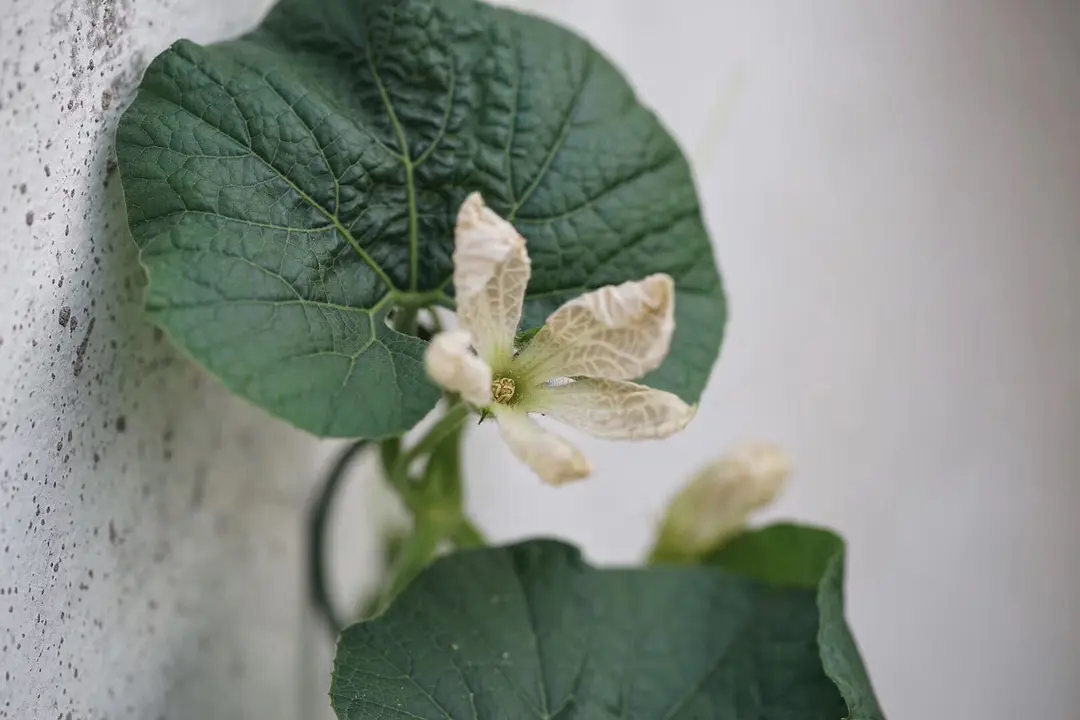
[0,1,328,718]
[3,1,1079,719]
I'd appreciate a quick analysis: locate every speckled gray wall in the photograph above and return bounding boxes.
[0,1,338,718]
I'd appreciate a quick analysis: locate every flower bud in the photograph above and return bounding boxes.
[424,331,493,408]
[652,442,790,562]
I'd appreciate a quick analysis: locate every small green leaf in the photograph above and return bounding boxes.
[708,522,844,589]
[115,0,725,437]
[709,523,886,719]
[513,325,542,350]
[331,539,880,719]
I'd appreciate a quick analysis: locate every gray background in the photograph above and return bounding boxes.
[2,1,1078,718]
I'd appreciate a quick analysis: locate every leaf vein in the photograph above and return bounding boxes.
[508,50,595,221]
[142,81,397,292]
[514,150,681,225]
[363,26,421,292]
[413,56,458,169]
[503,32,524,205]
[254,67,343,217]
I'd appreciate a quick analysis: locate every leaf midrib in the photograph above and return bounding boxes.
[363,34,422,293]
[658,593,771,720]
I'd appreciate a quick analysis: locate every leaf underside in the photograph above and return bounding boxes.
[332,537,881,719]
[116,0,726,438]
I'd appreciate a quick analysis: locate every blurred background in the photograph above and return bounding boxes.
[2,1,1078,719]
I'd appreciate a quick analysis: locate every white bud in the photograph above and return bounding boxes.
[424,331,493,408]
[654,442,790,560]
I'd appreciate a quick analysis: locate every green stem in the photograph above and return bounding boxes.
[392,403,471,487]
[394,305,418,333]
[427,408,465,504]
[376,518,442,613]
[452,517,488,549]
[379,436,401,470]
[308,299,486,630]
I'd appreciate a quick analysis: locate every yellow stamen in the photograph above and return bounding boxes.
[492,377,516,405]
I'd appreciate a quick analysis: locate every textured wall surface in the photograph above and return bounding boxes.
[3,1,1080,720]
[0,1,333,718]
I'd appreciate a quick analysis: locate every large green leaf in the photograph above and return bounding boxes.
[331,539,878,719]
[709,524,886,719]
[115,0,725,438]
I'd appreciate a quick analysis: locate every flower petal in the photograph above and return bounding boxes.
[453,192,531,366]
[526,378,695,440]
[424,330,493,407]
[515,274,675,382]
[494,408,592,485]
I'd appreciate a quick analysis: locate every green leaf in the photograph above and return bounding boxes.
[709,524,886,719]
[331,539,879,719]
[115,0,725,438]
[707,522,844,589]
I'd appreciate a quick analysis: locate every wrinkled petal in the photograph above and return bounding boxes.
[656,443,791,557]
[494,408,592,485]
[689,443,790,512]
[525,378,695,440]
[424,330,493,407]
[515,274,675,382]
[453,192,531,366]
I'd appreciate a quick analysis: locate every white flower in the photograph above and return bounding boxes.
[656,442,790,557]
[424,192,696,485]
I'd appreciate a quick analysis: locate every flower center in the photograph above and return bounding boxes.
[491,376,516,405]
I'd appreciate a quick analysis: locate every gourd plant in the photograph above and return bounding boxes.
[115,0,885,716]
